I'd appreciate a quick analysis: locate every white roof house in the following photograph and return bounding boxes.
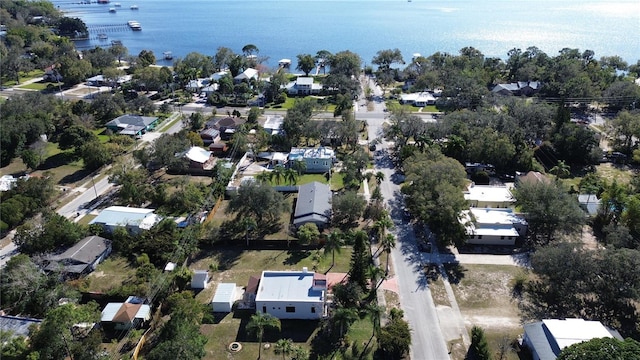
[464,184,515,208]
[191,270,209,289]
[400,92,436,106]
[0,175,18,191]
[183,147,212,164]
[286,77,323,95]
[461,208,527,246]
[255,268,327,319]
[234,68,259,82]
[523,318,621,360]
[263,115,284,135]
[211,283,238,312]
[89,206,161,234]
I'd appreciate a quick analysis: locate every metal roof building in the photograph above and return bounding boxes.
[293,181,332,229]
[89,206,161,234]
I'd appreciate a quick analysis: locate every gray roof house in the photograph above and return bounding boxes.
[492,81,541,96]
[0,315,42,339]
[105,114,159,136]
[523,318,622,360]
[44,236,111,275]
[293,181,332,229]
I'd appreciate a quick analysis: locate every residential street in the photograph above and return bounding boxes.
[359,77,451,359]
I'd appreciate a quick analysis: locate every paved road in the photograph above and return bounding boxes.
[360,77,451,359]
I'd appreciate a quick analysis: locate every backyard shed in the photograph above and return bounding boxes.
[191,270,209,289]
[211,283,237,312]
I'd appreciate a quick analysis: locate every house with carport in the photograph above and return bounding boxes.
[255,268,327,319]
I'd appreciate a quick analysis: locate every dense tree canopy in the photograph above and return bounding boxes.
[557,337,640,360]
[402,149,469,246]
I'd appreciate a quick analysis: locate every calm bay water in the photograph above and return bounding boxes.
[51,0,640,69]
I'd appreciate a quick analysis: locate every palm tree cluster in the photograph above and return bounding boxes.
[255,165,300,185]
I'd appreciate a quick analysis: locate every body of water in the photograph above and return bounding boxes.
[52,0,640,69]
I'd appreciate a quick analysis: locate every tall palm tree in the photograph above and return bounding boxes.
[271,165,285,185]
[381,233,396,275]
[247,312,281,359]
[374,171,385,185]
[365,303,383,338]
[239,216,257,246]
[274,338,294,360]
[324,229,344,269]
[373,214,393,242]
[366,264,385,291]
[331,306,358,338]
[291,159,307,175]
[284,168,298,185]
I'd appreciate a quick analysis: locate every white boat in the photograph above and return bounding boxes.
[114,2,121,6]
[163,51,173,60]
[130,5,138,10]
[127,20,142,31]
[98,33,108,40]
[109,8,116,13]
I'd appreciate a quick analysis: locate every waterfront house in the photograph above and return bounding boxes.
[286,77,323,96]
[255,268,327,319]
[522,318,621,360]
[293,181,332,230]
[234,68,259,83]
[288,147,335,174]
[461,208,527,246]
[105,114,158,136]
[43,236,111,276]
[89,206,161,234]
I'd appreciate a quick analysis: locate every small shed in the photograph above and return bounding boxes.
[191,270,209,289]
[211,283,237,312]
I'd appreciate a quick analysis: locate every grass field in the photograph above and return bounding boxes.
[87,257,136,293]
[1,69,45,86]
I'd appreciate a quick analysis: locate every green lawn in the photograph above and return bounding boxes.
[17,81,63,91]
[93,128,111,143]
[1,69,45,86]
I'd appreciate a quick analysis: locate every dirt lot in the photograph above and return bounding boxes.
[430,264,526,360]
